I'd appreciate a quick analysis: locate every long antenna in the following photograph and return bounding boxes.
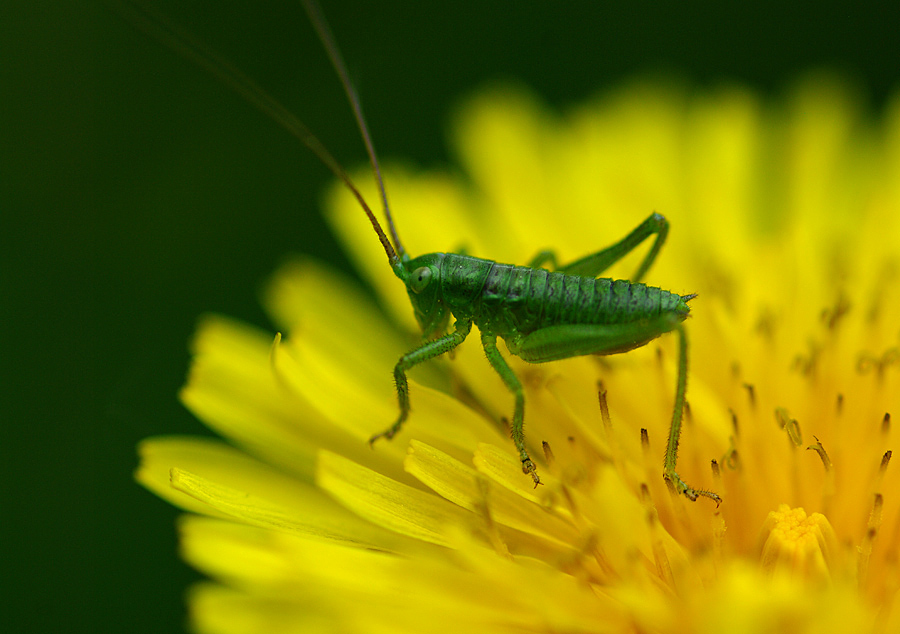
[300,0,406,260]
[114,2,402,271]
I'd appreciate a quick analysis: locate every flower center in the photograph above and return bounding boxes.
[759,505,838,582]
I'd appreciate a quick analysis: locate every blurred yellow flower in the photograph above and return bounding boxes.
[138,75,900,633]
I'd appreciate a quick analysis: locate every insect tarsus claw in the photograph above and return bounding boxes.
[697,489,723,507]
[664,470,719,504]
[368,429,394,447]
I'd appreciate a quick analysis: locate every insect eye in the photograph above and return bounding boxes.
[410,267,433,294]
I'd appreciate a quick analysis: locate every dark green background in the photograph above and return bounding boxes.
[3,1,897,631]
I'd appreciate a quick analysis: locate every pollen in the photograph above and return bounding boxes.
[759,505,839,582]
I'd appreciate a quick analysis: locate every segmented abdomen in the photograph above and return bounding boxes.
[472,263,686,335]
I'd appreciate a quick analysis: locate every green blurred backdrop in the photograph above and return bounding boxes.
[2,1,898,632]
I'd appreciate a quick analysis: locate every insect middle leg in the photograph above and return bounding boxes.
[370,320,472,445]
[480,331,541,486]
[529,212,669,282]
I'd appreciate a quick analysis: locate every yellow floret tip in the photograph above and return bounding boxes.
[760,505,838,582]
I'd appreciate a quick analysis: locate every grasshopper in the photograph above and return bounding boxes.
[126,0,719,503]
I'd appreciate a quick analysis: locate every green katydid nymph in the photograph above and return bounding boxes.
[126,0,720,503]
[370,217,710,499]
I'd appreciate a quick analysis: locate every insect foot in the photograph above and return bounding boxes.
[368,423,401,447]
[522,457,542,488]
[664,470,721,506]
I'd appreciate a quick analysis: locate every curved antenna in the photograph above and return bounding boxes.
[114,1,402,271]
[300,0,406,260]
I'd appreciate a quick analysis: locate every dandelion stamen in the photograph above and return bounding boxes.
[775,407,804,447]
[597,381,612,435]
[542,440,555,466]
[806,437,833,472]
[729,408,740,437]
[859,494,884,590]
[742,382,756,410]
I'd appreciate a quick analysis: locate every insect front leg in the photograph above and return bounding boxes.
[369,320,472,445]
[531,212,669,282]
[480,331,541,487]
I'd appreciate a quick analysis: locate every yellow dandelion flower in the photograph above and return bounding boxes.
[138,75,900,633]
